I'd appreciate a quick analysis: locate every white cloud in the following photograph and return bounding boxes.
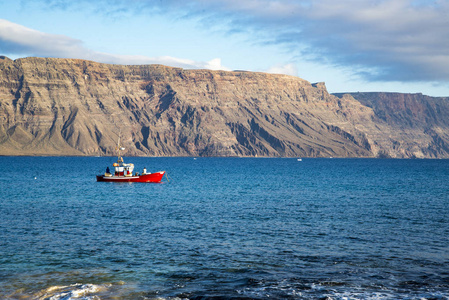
[203,58,226,70]
[0,19,229,71]
[265,63,298,76]
[0,19,85,57]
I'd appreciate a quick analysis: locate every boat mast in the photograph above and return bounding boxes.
[117,133,124,163]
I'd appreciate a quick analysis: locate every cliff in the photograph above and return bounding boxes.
[1,56,448,158]
[333,92,449,158]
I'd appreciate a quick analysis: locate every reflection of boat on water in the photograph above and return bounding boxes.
[96,136,165,183]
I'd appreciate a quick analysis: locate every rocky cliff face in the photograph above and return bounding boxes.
[333,92,449,158]
[1,56,448,158]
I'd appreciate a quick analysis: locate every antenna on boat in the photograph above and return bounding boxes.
[117,130,125,163]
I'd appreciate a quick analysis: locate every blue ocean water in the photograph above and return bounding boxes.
[0,157,448,299]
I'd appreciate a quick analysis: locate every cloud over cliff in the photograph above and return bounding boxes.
[39,0,448,83]
[0,19,228,70]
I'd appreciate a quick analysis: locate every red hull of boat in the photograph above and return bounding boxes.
[96,171,165,183]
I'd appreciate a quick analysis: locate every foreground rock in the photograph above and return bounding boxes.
[1,56,448,158]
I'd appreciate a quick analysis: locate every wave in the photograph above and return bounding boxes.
[6,283,112,300]
[4,278,449,300]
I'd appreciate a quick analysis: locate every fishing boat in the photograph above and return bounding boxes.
[96,136,165,183]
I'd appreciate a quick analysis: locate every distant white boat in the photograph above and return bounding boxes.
[297,158,302,161]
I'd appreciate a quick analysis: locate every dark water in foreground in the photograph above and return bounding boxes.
[0,157,448,299]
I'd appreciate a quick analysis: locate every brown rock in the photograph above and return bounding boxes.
[1,57,448,158]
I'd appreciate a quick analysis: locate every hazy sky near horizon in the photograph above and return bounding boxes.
[1,0,449,96]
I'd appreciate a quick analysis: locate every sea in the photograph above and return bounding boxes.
[0,156,448,299]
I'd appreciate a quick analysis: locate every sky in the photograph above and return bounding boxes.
[1,0,449,96]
